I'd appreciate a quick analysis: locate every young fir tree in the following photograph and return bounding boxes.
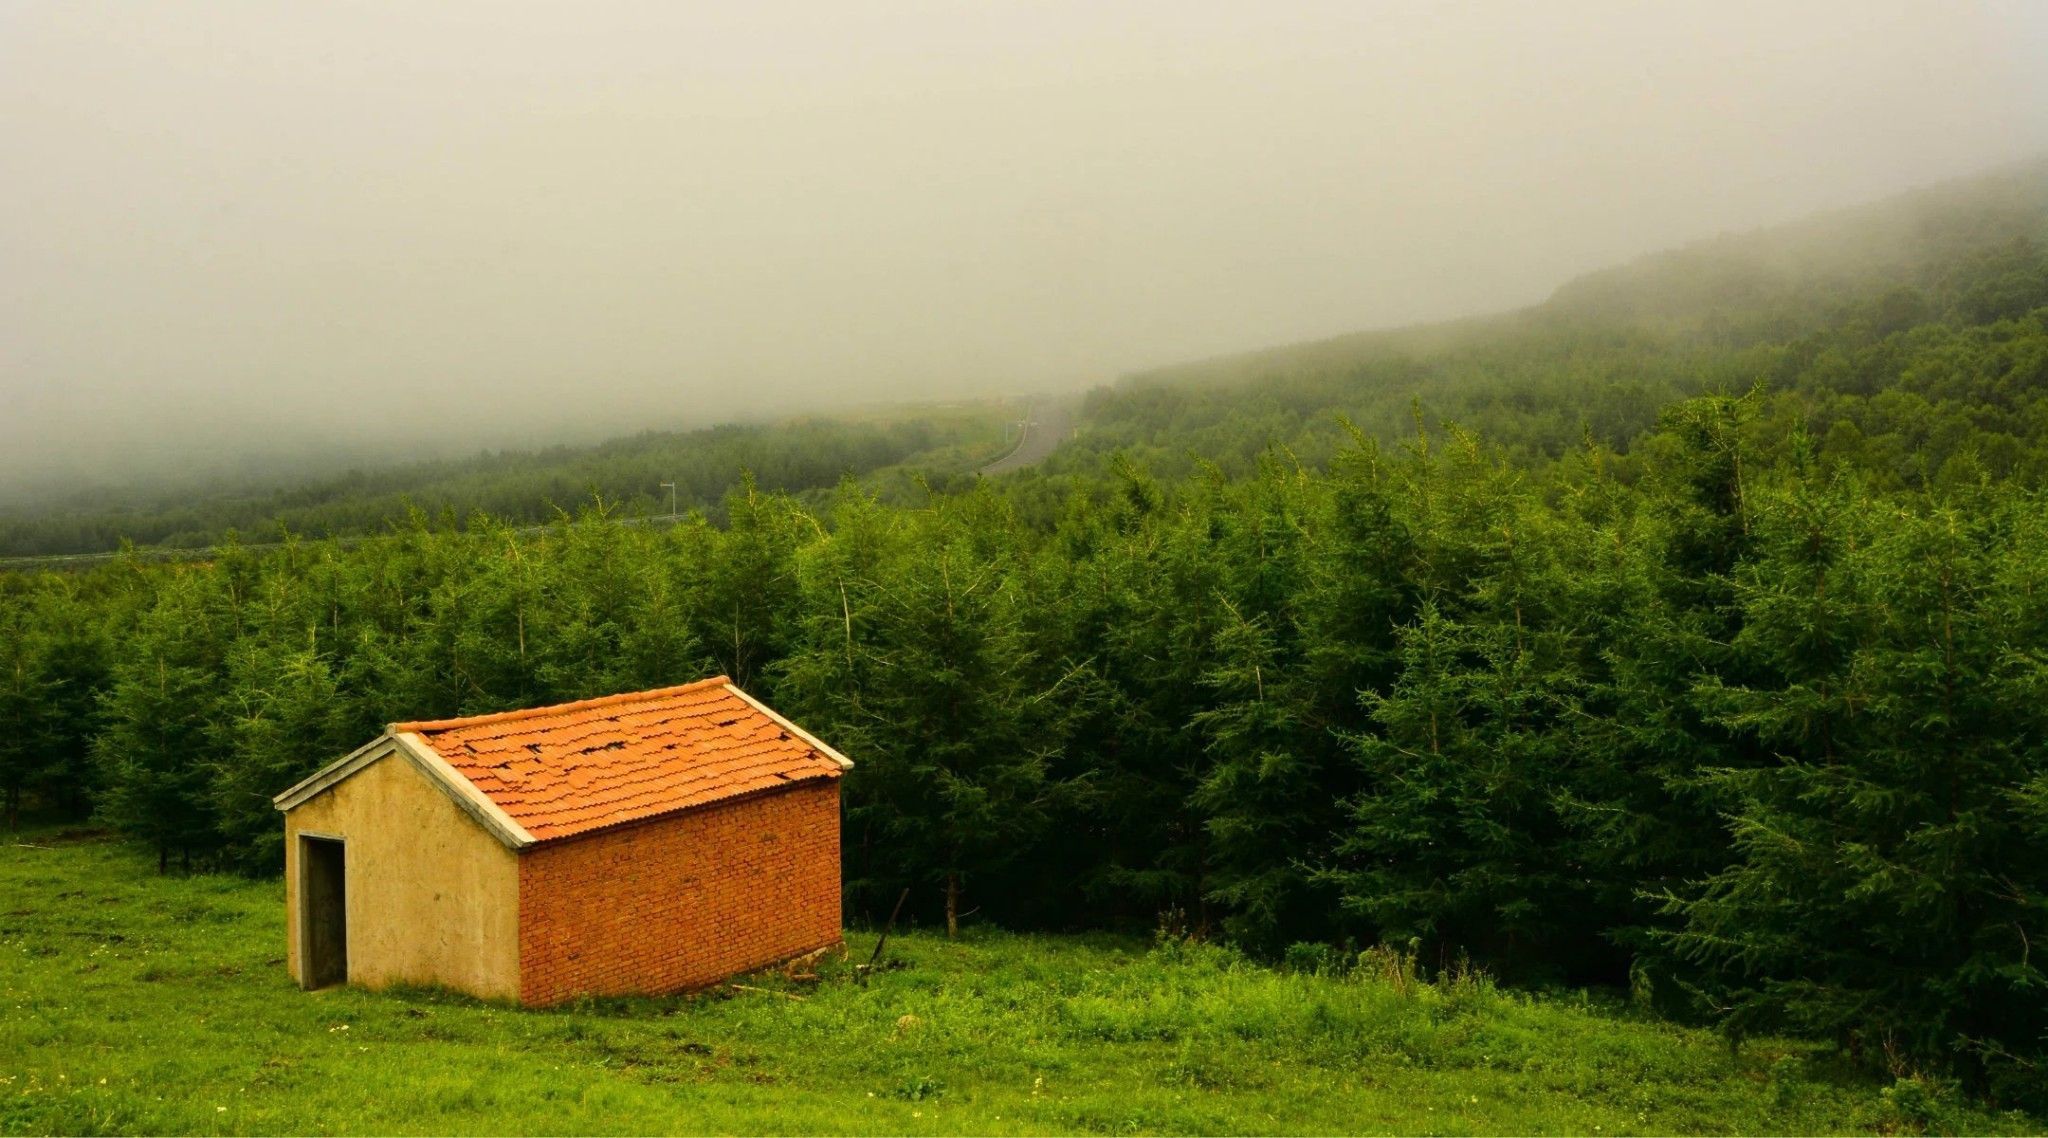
[1189,598,1318,950]
[1328,568,1595,974]
[1066,458,1235,933]
[782,487,1071,936]
[1184,458,1348,951]
[208,634,350,873]
[1295,428,1414,725]
[778,484,907,914]
[1560,398,1767,991]
[520,509,648,704]
[30,587,116,820]
[0,587,62,830]
[1665,485,2048,1104]
[92,571,227,872]
[687,479,806,692]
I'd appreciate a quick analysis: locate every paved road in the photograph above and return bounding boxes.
[979,396,1079,476]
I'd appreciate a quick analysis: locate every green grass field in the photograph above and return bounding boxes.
[2,833,2037,1136]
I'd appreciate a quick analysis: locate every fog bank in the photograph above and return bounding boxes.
[4,1,2047,496]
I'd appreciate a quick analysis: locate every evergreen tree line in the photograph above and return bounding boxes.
[3,390,2045,1106]
[0,410,1004,558]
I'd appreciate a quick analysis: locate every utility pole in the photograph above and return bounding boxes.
[659,481,676,519]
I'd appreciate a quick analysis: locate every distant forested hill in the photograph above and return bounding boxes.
[9,162,2044,559]
[0,407,1009,557]
[1033,158,2048,486]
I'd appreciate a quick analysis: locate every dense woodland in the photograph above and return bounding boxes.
[5,163,2048,1107]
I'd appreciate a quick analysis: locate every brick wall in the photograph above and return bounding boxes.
[516,779,842,1005]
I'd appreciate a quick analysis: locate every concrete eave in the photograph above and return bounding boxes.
[273,730,538,852]
[272,734,398,811]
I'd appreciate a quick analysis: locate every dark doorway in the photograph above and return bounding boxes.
[300,836,348,988]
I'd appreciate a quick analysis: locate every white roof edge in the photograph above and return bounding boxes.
[273,734,397,811]
[389,732,538,850]
[724,682,854,770]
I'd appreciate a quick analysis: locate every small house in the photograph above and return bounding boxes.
[272,676,849,1005]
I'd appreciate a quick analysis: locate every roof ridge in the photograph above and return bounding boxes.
[391,676,735,735]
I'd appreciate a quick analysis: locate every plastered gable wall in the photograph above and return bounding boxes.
[517,780,842,1005]
[284,751,520,1000]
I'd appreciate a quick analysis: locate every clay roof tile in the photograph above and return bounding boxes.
[391,677,845,844]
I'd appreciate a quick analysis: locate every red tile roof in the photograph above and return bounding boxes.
[391,677,846,844]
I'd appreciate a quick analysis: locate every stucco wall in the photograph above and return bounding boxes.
[517,780,842,1005]
[283,750,521,1000]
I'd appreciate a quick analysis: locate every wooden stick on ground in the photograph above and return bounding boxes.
[728,984,805,1001]
[858,887,912,985]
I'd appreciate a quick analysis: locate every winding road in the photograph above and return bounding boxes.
[978,396,1080,476]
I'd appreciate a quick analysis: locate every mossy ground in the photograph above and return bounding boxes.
[1,832,2035,1136]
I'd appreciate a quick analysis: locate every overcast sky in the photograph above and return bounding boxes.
[4,1,2047,492]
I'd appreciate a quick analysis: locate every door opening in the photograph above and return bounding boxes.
[300,836,348,988]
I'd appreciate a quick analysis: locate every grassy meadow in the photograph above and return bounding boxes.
[3,833,2038,1136]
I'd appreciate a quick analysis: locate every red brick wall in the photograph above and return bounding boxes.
[516,779,842,1005]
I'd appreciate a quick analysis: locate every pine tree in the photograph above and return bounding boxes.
[209,634,349,872]
[1664,487,2048,1102]
[0,589,61,829]
[93,572,226,871]
[782,487,1073,935]
[690,479,805,691]
[1183,458,1346,951]
[1190,598,1319,949]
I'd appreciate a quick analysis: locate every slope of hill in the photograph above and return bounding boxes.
[1032,158,2048,483]
[0,404,1013,559]
[8,161,2044,560]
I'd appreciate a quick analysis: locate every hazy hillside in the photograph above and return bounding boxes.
[1043,158,2048,481]
[0,405,1012,559]
[7,162,2045,560]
